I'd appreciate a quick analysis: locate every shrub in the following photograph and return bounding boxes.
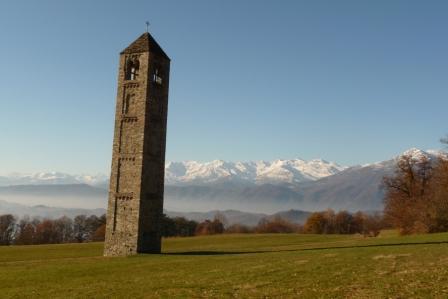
[195,219,224,235]
[161,215,198,237]
[255,217,301,233]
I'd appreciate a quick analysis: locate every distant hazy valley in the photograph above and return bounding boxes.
[0,149,443,220]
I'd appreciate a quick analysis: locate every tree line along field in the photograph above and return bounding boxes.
[1,231,448,298]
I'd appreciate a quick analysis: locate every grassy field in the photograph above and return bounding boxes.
[1,231,448,298]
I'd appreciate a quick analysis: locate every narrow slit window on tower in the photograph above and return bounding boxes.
[123,94,133,114]
[153,69,163,85]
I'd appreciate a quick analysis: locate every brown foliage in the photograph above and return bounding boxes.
[427,159,448,232]
[383,153,448,234]
[334,211,355,234]
[14,217,38,245]
[304,210,382,236]
[91,224,106,241]
[303,212,330,234]
[255,217,301,233]
[353,211,382,237]
[195,219,224,235]
[35,219,60,244]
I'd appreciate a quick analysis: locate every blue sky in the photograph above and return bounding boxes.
[0,0,447,174]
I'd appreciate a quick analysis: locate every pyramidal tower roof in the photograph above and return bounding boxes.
[121,32,170,60]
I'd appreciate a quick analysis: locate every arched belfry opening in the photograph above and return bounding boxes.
[125,56,140,80]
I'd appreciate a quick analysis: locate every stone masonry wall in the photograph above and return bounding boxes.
[104,47,170,256]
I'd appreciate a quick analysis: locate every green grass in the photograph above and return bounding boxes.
[1,231,448,298]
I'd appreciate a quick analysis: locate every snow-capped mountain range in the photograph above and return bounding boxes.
[165,159,347,185]
[0,148,443,189]
[0,158,346,187]
[168,148,444,186]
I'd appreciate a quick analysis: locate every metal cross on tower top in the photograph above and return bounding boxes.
[145,21,150,33]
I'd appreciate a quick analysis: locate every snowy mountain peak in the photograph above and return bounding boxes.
[401,148,427,158]
[361,148,445,169]
[399,148,445,161]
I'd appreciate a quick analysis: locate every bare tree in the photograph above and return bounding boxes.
[383,153,434,234]
[53,216,74,243]
[213,212,229,228]
[73,215,88,243]
[0,214,16,245]
[35,219,59,244]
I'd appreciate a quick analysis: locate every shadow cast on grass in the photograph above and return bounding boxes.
[163,251,266,256]
[163,240,448,256]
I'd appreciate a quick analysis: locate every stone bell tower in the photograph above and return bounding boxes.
[104,32,170,256]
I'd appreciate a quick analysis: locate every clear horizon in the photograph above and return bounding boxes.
[1,1,447,174]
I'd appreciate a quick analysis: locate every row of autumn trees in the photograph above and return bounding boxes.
[0,214,106,245]
[162,211,383,236]
[1,210,382,245]
[303,210,383,236]
[383,149,448,235]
